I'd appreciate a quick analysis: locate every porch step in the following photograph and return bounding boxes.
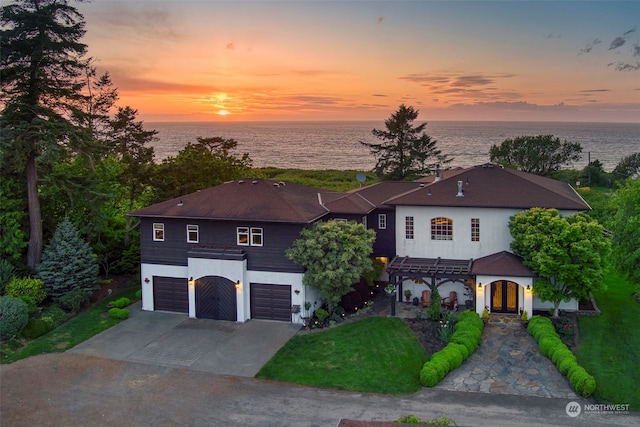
[488,313,523,325]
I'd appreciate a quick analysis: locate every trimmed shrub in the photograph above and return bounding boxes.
[110,297,131,309]
[450,342,470,360]
[420,363,440,387]
[443,345,463,369]
[135,289,142,300]
[5,277,47,305]
[430,353,451,374]
[558,356,578,376]
[539,336,563,358]
[22,318,52,339]
[551,347,574,365]
[574,373,597,397]
[0,296,29,340]
[108,308,129,320]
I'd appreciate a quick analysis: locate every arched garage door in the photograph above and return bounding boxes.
[153,277,188,313]
[195,276,237,321]
[250,283,291,321]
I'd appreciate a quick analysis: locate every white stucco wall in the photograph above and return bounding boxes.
[140,263,188,312]
[395,206,521,260]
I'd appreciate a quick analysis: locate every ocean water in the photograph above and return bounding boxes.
[147,121,639,172]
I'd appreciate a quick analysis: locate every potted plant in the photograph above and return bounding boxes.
[404,289,412,303]
[384,284,396,296]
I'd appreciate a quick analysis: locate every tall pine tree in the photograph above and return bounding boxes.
[1,0,90,270]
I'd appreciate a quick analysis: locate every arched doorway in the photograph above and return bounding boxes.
[490,280,518,313]
[195,276,237,321]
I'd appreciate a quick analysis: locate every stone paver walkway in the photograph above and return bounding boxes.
[435,321,579,399]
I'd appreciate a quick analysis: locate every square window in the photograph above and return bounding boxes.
[237,227,249,245]
[378,214,387,230]
[431,217,453,240]
[153,223,164,241]
[251,227,263,246]
[187,224,199,243]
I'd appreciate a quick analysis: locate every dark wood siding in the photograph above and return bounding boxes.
[368,208,396,258]
[153,277,188,313]
[250,283,292,321]
[139,218,306,273]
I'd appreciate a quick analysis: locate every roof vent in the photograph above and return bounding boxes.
[434,164,441,182]
[251,180,258,185]
[456,180,464,197]
[238,180,245,184]
[273,182,280,187]
[278,181,285,186]
[177,200,183,207]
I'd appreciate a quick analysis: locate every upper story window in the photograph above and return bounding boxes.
[251,227,263,246]
[153,223,164,241]
[471,218,480,242]
[431,217,453,240]
[405,216,414,239]
[238,227,263,246]
[378,214,387,230]
[187,224,199,243]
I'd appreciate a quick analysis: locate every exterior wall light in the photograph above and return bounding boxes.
[188,277,195,286]
[477,282,482,289]
[144,277,150,284]
[235,280,242,290]
[526,284,531,292]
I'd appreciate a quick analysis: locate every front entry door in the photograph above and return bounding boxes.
[491,280,518,313]
[195,276,237,321]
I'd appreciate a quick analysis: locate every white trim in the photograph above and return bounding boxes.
[187,224,199,243]
[153,223,165,241]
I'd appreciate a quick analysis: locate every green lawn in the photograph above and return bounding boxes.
[1,288,140,364]
[578,269,640,410]
[256,316,428,394]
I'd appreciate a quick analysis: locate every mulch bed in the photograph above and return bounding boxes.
[402,318,447,355]
[90,275,138,304]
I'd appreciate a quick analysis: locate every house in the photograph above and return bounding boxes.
[380,163,590,318]
[129,163,591,323]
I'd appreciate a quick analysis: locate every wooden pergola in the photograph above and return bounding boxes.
[386,256,475,301]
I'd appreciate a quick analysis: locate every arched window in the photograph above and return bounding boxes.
[431,217,453,240]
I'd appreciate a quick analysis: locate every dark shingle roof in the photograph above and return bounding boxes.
[128,179,329,223]
[386,164,590,211]
[472,251,534,277]
[348,181,425,207]
[319,192,375,215]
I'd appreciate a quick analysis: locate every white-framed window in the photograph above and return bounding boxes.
[471,218,480,242]
[378,214,387,230]
[251,227,263,246]
[431,217,453,240]
[405,216,414,239]
[237,227,250,245]
[153,223,164,241]
[187,224,199,243]
[238,227,263,246]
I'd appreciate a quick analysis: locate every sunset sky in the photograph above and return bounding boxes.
[77,1,640,122]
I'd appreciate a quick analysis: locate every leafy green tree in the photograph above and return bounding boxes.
[286,220,376,312]
[1,0,90,269]
[36,218,99,301]
[613,152,640,180]
[152,137,252,201]
[610,179,640,285]
[509,208,610,317]
[490,135,582,176]
[361,104,451,180]
[0,177,28,263]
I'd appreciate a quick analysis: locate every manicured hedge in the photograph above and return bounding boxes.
[109,297,131,309]
[527,315,596,397]
[420,310,484,387]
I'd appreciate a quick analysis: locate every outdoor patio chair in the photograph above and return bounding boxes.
[421,289,432,307]
[441,291,458,310]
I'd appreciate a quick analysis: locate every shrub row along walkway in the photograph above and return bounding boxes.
[435,320,578,399]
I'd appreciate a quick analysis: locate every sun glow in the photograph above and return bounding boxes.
[217,109,230,116]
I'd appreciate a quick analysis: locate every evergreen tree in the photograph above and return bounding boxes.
[361,104,451,180]
[36,218,99,301]
[1,0,90,270]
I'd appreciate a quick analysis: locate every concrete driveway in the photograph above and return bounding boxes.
[69,301,300,377]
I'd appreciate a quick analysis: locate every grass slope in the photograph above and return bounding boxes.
[256,317,428,394]
[578,269,640,410]
[1,288,139,364]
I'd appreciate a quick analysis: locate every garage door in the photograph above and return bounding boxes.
[250,283,291,321]
[153,277,188,313]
